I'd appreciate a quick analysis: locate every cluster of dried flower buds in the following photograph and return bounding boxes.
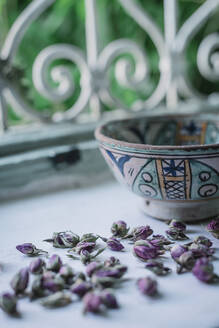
[1,217,219,317]
[1,248,125,316]
[165,220,188,241]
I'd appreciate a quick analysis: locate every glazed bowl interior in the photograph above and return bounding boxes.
[99,114,219,148]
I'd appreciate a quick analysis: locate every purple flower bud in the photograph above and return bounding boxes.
[59,265,74,281]
[166,228,189,241]
[145,260,171,276]
[170,244,187,261]
[71,280,92,297]
[16,243,35,255]
[40,291,72,308]
[47,254,62,272]
[30,276,45,299]
[193,236,213,248]
[16,243,47,256]
[100,289,118,309]
[29,258,45,274]
[176,251,195,274]
[73,241,96,254]
[86,262,103,277]
[189,243,214,259]
[42,273,65,292]
[107,237,124,251]
[83,292,102,313]
[130,225,153,241]
[111,220,129,238]
[44,231,80,248]
[207,220,219,239]
[31,273,65,300]
[137,277,157,296]
[133,240,163,261]
[94,265,127,279]
[169,220,186,232]
[192,257,214,283]
[80,250,92,264]
[0,292,17,315]
[150,235,172,247]
[104,257,120,267]
[10,268,29,294]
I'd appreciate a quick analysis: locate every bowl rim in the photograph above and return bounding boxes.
[95,113,219,151]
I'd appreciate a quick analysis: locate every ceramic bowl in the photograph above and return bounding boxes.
[95,114,219,221]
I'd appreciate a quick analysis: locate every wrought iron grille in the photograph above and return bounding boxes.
[0,0,219,133]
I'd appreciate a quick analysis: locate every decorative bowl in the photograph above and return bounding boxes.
[95,114,219,221]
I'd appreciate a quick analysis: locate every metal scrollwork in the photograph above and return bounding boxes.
[0,0,219,132]
[118,0,170,110]
[197,33,219,83]
[98,39,149,110]
[174,0,219,100]
[32,44,91,121]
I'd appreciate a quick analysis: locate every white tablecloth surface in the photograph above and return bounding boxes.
[1,181,219,328]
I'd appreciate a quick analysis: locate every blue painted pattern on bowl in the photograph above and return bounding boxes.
[95,114,219,204]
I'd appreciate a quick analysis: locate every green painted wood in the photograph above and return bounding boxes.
[0,139,112,201]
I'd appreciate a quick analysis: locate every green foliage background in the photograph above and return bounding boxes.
[0,0,218,123]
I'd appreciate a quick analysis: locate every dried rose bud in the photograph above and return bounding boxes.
[80,233,99,243]
[145,260,171,276]
[44,231,80,248]
[100,289,118,309]
[80,250,92,264]
[207,220,219,239]
[104,257,120,267]
[29,258,45,275]
[16,243,47,256]
[67,245,105,264]
[91,265,127,288]
[133,240,163,261]
[176,251,195,274]
[170,244,187,261]
[168,220,186,232]
[42,272,65,293]
[150,235,173,248]
[10,268,29,295]
[166,228,188,241]
[91,275,117,288]
[83,292,102,313]
[106,237,124,252]
[94,265,127,279]
[73,241,96,254]
[81,247,106,265]
[86,262,103,277]
[111,220,129,238]
[129,225,153,241]
[71,279,92,297]
[47,254,62,272]
[0,293,18,315]
[193,236,212,248]
[59,265,74,282]
[189,243,214,259]
[137,277,157,296]
[192,257,214,283]
[40,291,72,308]
[30,276,45,299]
